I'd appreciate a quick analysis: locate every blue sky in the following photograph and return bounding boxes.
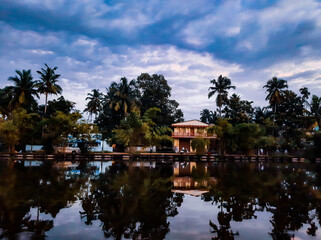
[1,0,321,120]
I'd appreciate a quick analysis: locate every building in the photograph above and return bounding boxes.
[171,120,216,153]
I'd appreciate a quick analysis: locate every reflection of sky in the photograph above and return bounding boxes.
[4,161,321,239]
[166,195,321,240]
[167,195,219,240]
[46,200,105,240]
[24,195,321,240]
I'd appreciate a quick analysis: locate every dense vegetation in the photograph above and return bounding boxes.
[0,67,183,153]
[0,64,320,158]
[203,75,321,158]
[0,65,96,153]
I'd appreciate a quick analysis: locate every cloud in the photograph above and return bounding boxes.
[1,0,321,120]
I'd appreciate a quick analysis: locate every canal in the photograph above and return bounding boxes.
[0,160,321,239]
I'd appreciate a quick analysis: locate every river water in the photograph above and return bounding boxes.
[0,160,321,240]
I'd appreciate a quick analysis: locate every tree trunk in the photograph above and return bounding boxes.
[44,92,48,115]
[274,102,276,124]
[273,102,276,136]
[9,144,15,153]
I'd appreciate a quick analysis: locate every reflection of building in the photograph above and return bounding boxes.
[171,120,216,152]
[173,162,199,176]
[172,162,217,191]
[173,177,209,188]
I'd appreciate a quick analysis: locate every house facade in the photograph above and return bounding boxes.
[171,120,216,153]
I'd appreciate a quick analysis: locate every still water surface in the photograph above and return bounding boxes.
[1,160,321,240]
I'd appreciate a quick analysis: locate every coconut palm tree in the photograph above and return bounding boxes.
[7,69,39,111]
[84,89,103,121]
[0,87,15,117]
[263,77,288,123]
[110,77,137,116]
[300,87,310,101]
[309,95,321,123]
[299,87,310,115]
[35,64,62,115]
[208,75,235,117]
[200,109,217,124]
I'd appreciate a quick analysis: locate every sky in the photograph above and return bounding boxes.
[1,0,321,120]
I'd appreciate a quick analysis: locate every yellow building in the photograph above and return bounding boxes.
[171,120,216,153]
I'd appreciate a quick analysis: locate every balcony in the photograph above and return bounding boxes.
[171,132,216,138]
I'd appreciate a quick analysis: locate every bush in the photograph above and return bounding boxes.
[191,138,209,155]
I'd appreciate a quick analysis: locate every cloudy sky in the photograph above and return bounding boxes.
[1,0,321,120]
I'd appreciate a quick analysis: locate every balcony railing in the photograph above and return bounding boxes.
[172,132,216,138]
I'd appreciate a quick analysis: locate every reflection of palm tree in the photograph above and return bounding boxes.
[7,69,39,110]
[35,64,62,115]
[208,75,235,117]
[84,89,103,121]
[81,164,182,239]
[209,212,239,240]
[263,77,288,124]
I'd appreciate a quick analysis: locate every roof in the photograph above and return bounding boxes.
[171,189,209,197]
[172,120,209,128]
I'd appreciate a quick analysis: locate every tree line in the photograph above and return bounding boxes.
[1,63,320,157]
[0,66,184,153]
[202,75,321,158]
[0,65,97,153]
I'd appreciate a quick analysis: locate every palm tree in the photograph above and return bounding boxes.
[7,69,39,111]
[208,75,235,117]
[309,95,321,123]
[200,109,217,124]
[84,89,103,121]
[300,87,310,101]
[263,77,288,123]
[110,77,137,116]
[300,87,310,115]
[0,87,15,117]
[35,64,62,115]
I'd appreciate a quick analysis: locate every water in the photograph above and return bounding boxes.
[0,160,321,240]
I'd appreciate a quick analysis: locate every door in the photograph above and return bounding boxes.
[179,139,191,152]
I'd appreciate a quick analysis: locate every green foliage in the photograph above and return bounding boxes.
[223,93,254,124]
[0,119,19,152]
[84,89,103,121]
[200,109,217,124]
[35,63,62,115]
[191,138,210,155]
[136,73,184,125]
[7,69,39,112]
[208,75,235,117]
[233,123,262,155]
[264,77,288,108]
[0,87,15,117]
[0,108,40,152]
[38,96,75,116]
[42,111,84,152]
[95,78,139,141]
[109,77,138,116]
[256,136,276,149]
[96,74,183,141]
[208,118,232,155]
[305,132,321,159]
[113,108,173,154]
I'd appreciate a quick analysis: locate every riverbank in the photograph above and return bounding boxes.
[0,152,319,163]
